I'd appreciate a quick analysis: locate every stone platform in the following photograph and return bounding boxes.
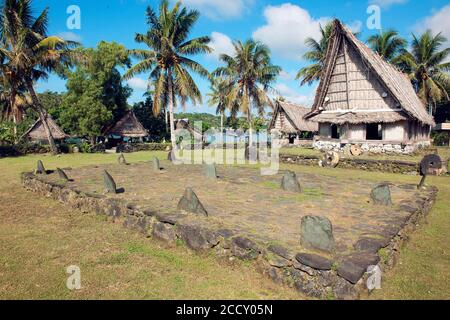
[22,160,437,299]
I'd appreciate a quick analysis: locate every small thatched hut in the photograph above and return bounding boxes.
[175,119,203,142]
[104,111,148,139]
[269,100,318,145]
[23,116,68,142]
[305,19,435,154]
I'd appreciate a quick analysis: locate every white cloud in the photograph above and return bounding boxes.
[127,77,148,91]
[181,0,253,20]
[348,20,363,34]
[208,32,235,61]
[252,4,330,60]
[414,5,450,63]
[415,5,450,43]
[274,83,315,107]
[368,0,408,8]
[57,31,82,42]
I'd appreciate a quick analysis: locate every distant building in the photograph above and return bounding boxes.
[305,20,435,154]
[269,100,318,146]
[433,123,450,146]
[103,110,148,140]
[23,116,68,142]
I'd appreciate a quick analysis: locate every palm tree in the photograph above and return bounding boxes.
[397,30,450,114]
[0,0,80,154]
[213,40,280,146]
[367,30,406,63]
[296,22,334,86]
[124,0,211,151]
[207,77,229,133]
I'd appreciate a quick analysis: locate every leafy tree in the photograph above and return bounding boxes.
[0,0,80,154]
[133,96,168,141]
[38,91,64,120]
[367,30,406,63]
[59,42,132,143]
[213,39,280,145]
[397,30,450,114]
[124,0,211,150]
[207,77,230,133]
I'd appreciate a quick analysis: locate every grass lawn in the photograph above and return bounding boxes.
[280,146,450,164]
[0,151,449,299]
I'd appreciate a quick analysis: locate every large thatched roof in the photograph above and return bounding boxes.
[104,111,148,138]
[23,116,68,141]
[306,19,435,126]
[269,101,318,133]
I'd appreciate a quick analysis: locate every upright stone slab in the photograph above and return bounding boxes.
[57,168,70,181]
[281,171,302,193]
[204,163,217,179]
[370,184,392,206]
[118,153,127,165]
[177,188,208,216]
[36,160,46,175]
[103,170,117,194]
[153,157,161,172]
[300,215,335,253]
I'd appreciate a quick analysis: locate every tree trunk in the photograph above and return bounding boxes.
[9,89,17,142]
[247,110,253,147]
[167,69,177,151]
[165,105,169,133]
[25,77,58,155]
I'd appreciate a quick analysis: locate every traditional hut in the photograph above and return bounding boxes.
[305,19,435,154]
[23,116,68,142]
[103,110,148,140]
[269,100,318,145]
[175,119,203,142]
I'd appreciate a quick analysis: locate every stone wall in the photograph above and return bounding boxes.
[314,140,432,155]
[280,154,421,174]
[21,172,438,300]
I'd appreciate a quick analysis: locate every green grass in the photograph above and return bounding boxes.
[0,151,299,300]
[0,150,449,299]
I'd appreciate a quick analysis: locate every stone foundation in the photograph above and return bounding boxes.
[22,172,438,300]
[314,140,432,155]
[280,154,422,174]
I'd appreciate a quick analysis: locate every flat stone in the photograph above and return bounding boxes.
[267,244,293,261]
[337,261,365,284]
[295,253,332,271]
[153,212,183,225]
[153,157,160,171]
[281,171,302,193]
[354,237,388,253]
[231,237,260,260]
[204,163,217,179]
[267,254,291,268]
[177,225,212,251]
[152,222,177,243]
[300,215,335,253]
[370,184,392,206]
[118,153,127,165]
[103,170,117,194]
[292,261,317,276]
[177,188,208,216]
[36,160,46,174]
[57,168,70,181]
[337,252,380,284]
[216,229,234,238]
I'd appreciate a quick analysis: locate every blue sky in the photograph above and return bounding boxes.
[35,0,450,115]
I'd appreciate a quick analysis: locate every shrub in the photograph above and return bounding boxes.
[433,132,449,147]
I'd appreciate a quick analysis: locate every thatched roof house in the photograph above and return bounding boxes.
[269,100,318,145]
[306,19,434,154]
[23,116,68,141]
[104,111,148,138]
[175,119,203,142]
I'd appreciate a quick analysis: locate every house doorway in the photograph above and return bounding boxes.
[366,123,383,140]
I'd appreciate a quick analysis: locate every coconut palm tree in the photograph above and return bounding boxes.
[367,30,406,63]
[207,77,230,133]
[0,0,80,154]
[213,40,280,146]
[124,0,211,151]
[296,22,334,86]
[397,30,450,114]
